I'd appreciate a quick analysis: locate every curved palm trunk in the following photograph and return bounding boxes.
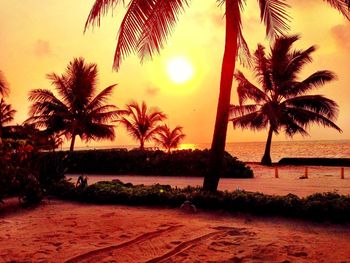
[261,126,274,166]
[70,132,77,151]
[203,1,239,192]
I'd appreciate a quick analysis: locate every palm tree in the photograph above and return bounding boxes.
[230,35,342,165]
[119,101,166,150]
[153,125,185,153]
[26,57,121,151]
[85,0,350,191]
[0,71,9,97]
[0,98,16,139]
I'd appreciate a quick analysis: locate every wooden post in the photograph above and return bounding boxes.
[274,166,279,178]
[341,167,345,179]
[304,167,308,179]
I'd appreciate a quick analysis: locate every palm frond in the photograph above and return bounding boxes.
[229,104,258,119]
[270,35,299,84]
[81,123,116,141]
[283,95,339,119]
[254,44,273,91]
[137,0,189,61]
[85,0,122,30]
[284,46,316,78]
[235,71,268,104]
[231,111,268,131]
[0,71,9,97]
[258,0,291,39]
[284,107,342,132]
[119,116,141,140]
[286,70,336,97]
[323,0,350,20]
[87,84,117,111]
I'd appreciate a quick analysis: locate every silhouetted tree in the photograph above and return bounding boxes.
[119,101,166,150]
[0,98,16,139]
[26,58,121,151]
[231,35,342,165]
[153,125,185,153]
[85,0,350,191]
[0,71,9,97]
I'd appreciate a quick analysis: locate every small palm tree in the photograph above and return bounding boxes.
[153,125,185,153]
[0,98,16,139]
[119,101,166,150]
[0,71,9,97]
[230,35,342,165]
[26,57,121,151]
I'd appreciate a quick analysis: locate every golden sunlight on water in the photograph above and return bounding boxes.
[178,143,197,150]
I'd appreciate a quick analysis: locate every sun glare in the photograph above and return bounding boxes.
[167,57,194,84]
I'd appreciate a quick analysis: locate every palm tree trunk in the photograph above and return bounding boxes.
[203,0,239,192]
[261,126,274,165]
[70,133,77,151]
[140,138,144,151]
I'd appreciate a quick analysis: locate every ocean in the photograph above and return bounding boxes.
[74,140,350,163]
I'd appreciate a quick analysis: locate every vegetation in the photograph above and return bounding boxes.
[85,0,350,192]
[0,139,43,205]
[153,125,185,153]
[26,57,122,151]
[231,35,341,165]
[119,101,167,150]
[0,98,16,139]
[0,70,9,97]
[50,179,350,223]
[33,149,253,178]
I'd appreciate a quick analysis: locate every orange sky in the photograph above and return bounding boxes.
[0,0,349,148]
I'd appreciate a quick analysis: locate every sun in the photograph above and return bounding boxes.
[167,57,194,84]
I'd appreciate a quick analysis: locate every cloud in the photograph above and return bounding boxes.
[145,86,160,96]
[330,24,350,50]
[34,39,51,57]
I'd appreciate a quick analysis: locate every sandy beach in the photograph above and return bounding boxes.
[0,199,350,262]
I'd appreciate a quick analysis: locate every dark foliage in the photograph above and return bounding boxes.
[54,179,350,223]
[33,149,253,179]
[0,139,43,206]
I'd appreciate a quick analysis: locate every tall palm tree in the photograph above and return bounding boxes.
[0,98,16,139]
[230,35,342,165]
[119,101,166,150]
[153,124,185,153]
[26,57,121,151]
[85,0,350,191]
[0,71,9,97]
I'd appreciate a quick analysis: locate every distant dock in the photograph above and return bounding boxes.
[278,158,350,167]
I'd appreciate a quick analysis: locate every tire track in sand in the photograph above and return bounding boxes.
[64,224,181,263]
[145,230,225,263]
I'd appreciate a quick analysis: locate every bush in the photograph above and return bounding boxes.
[32,149,254,179]
[0,139,43,206]
[52,179,350,223]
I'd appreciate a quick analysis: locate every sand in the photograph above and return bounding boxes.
[1,199,350,262]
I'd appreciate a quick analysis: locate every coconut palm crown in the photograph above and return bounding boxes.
[230,35,342,165]
[119,101,166,150]
[26,57,121,151]
[153,124,185,153]
[85,0,350,191]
